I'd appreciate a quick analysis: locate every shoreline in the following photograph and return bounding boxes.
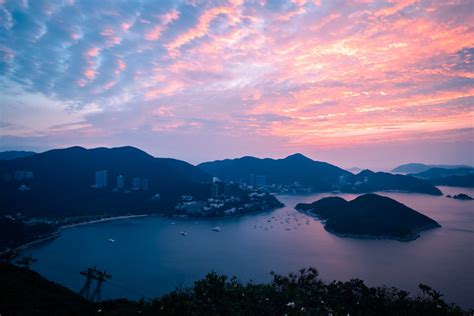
[12,214,151,254]
[296,209,440,242]
[58,214,150,230]
[13,231,61,252]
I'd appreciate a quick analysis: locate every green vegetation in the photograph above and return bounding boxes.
[0,263,471,315]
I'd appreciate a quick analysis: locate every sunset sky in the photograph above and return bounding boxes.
[0,0,473,169]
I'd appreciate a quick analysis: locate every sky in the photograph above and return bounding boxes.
[0,0,473,169]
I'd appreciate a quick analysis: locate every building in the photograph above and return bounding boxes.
[141,178,149,191]
[256,175,266,187]
[132,177,141,190]
[211,182,219,199]
[94,170,108,188]
[116,175,124,189]
[212,177,219,183]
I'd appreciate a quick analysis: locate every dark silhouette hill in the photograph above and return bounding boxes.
[410,167,474,179]
[296,194,441,241]
[0,146,211,217]
[0,150,36,160]
[199,155,442,195]
[0,263,93,315]
[199,153,351,191]
[409,167,474,188]
[349,170,442,195]
[392,163,472,174]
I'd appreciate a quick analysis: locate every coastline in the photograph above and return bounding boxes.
[11,214,151,254]
[13,231,61,252]
[296,209,440,242]
[58,214,150,230]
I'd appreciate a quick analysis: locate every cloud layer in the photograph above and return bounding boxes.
[0,0,473,167]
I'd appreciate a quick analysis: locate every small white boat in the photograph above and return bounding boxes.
[107,239,115,243]
[212,226,222,232]
[180,231,188,236]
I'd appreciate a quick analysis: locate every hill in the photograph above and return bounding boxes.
[295,194,441,241]
[0,146,211,217]
[347,170,443,195]
[0,263,93,315]
[199,153,351,191]
[199,154,442,195]
[409,167,474,188]
[392,163,472,174]
[410,167,474,179]
[0,150,36,160]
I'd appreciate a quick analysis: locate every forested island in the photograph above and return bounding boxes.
[296,194,441,241]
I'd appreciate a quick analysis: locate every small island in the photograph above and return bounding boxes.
[295,194,441,241]
[446,193,473,201]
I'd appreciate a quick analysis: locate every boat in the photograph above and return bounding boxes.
[212,226,222,232]
[180,231,188,236]
[107,239,115,243]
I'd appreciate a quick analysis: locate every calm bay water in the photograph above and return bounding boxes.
[23,186,474,308]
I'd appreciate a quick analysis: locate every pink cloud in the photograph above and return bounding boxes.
[166,6,239,51]
[145,9,180,41]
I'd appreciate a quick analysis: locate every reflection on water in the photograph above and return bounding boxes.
[24,186,474,308]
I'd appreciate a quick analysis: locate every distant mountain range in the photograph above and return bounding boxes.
[0,146,211,217]
[391,163,472,174]
[0,151,36,160]
[199,154,442,195]
[0,148,447,218]
[295,194,441,241]
[409,167,474,188]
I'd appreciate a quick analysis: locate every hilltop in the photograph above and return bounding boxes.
[199,154,442,195]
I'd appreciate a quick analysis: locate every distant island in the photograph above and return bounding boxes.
[199,154,442,195]
[295,194,441,241]
[391,163,472,174]
[409,167,474,188]
[446,194,473,201]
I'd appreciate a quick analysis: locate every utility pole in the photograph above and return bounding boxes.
[90,270,112,302]
[79,267,98,299]
[79,267,111,302]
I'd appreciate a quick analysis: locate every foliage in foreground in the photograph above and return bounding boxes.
[106,268,469,316]
[1,263,471,316]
